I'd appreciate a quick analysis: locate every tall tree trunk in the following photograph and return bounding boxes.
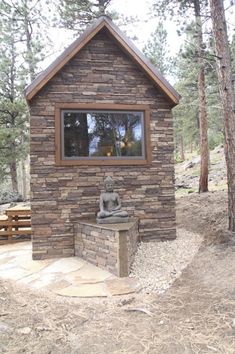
[10,160,18,193]
[209,0,235,230]
[24,0,35,81]
[190,140,193,154]
[194,0,209,193]
[21,159,27,199]
[180,134,185,161]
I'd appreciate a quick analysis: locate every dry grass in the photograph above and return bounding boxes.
[71,282,235,353]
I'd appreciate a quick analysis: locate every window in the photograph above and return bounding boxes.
[55,104,151,165]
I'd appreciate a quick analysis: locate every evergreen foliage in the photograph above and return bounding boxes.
[0,3,27,189]
[143,22,174,77]
[57,0,115,32]
[0,0,49,191]
[173,26,223,158]
[173,29,199,159]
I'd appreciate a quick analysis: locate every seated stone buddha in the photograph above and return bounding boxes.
[97,176,129,224]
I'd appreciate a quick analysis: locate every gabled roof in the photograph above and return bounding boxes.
[24,16,180,106]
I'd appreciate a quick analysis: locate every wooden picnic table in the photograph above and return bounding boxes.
[0,205,31,243]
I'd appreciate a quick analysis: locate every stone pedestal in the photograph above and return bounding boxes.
[75,219,139,277]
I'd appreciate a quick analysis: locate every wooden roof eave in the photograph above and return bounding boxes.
[24,16,180,106]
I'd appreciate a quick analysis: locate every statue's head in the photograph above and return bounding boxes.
[104,176,114,192]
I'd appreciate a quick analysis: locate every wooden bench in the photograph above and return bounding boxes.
[0,206,31,244]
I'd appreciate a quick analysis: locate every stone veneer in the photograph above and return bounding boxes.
[29,28,176,260]
[75,220,139,277]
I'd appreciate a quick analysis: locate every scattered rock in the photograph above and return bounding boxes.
[231,318,235,328]
[36,325,52,332]
[17,327,32,335]
[184,156,200,170]
[206,345,218,352]
[0,191,24,205]
[118,297,135,307]
[0,322,13,333]
[175,183,190,190]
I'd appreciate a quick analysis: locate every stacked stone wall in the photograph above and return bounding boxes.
[30,29,176,259]
[75,220,139,276]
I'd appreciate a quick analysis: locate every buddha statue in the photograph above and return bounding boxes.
[97,176,129,224]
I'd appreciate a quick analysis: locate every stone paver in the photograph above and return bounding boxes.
[0,267,32,281]
[20,257,53,273]
[105,278,141,296]
[71,263,113,282]
[55,284,108,297]
[42,257,84,274]
[0,242,140,297]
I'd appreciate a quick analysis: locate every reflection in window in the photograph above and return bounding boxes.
[62,110,144,159]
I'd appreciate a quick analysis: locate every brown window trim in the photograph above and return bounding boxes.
[55,103,152,166]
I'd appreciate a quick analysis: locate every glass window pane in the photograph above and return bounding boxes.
[62,110,144,158]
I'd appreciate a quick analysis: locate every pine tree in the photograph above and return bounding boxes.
[57,0,119,33]
[0,5,28,192]
[205,35,223,149]
[143,21,174,77]
[0,0,49,193]
[173,30,199,160]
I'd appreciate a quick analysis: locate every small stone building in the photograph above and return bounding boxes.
[25,16,180,260]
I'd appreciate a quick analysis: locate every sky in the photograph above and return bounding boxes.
[109,0,180,53]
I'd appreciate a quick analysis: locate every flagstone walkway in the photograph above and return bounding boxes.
[0,242,140,297]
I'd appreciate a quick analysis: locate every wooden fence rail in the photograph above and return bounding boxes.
[0,206,31,244]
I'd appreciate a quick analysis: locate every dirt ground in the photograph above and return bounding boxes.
[1,190,235,353]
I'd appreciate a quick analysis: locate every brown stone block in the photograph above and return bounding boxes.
[104,241,115,249]
[96,256,106,266]
[85,235,95,242]
[32,216,52,225]
[33,227,52,236]
[62,249,74,256]
[97,250,110,257]
[101,229,115,237]
[90,230,100,237]
[47,249,63,256]
[32,201,57,208]
[106,259,117,267]
[85,243,97,252]
[32,252,46,260]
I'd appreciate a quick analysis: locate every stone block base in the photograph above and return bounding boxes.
[75,219,139,277]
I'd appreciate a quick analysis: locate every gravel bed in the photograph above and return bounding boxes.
[130,228,203,294]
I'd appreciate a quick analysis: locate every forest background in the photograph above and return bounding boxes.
[0,0,234,199]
